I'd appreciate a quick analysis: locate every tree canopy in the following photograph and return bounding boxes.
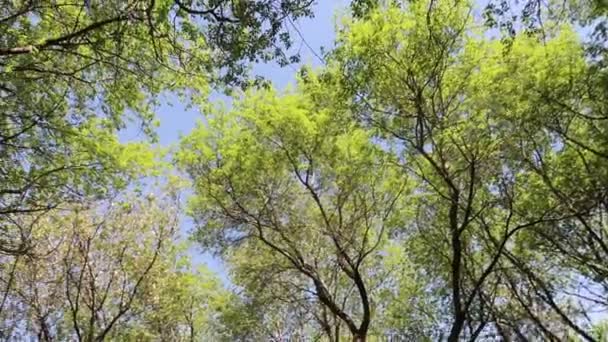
[0,0,315,255]
[2,0,608,341]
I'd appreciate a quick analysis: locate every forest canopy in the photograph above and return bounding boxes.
[1,0,608,341]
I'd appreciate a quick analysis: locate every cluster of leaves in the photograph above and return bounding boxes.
[0,187,231,341]
[0,0,316,256]
[177,0,608,340]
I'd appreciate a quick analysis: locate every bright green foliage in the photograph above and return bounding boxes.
[178,85,405,253]
[178,81,410,339]
[174,0,608,337]
[179,0,608,339]
[2,0,608,340]
[0,0,315,255]
[329,0,608,339]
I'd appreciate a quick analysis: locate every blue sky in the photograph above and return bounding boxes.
[133,1,351,276]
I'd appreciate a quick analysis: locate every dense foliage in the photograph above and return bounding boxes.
[2,0,608,341]
[0,0,314,255]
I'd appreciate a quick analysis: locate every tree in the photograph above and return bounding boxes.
[173,0,608,338]
[0,0,316,255]
[328,0,608,339]
[0,186,228,341]
[178,83,409,341]
[118,262,231,341]
[4,0,607,340]
[482,0,608,45]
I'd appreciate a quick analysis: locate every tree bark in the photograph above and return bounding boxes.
[352,333,366,342]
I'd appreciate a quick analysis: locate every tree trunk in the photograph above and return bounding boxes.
[352,333,366,342]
